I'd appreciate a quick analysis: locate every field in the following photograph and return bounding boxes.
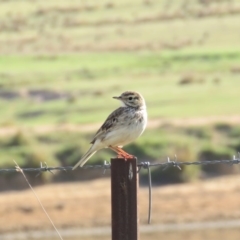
[0,0,240,236]
[1,175,240,238]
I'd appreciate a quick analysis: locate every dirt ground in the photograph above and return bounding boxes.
[1,174,240,234]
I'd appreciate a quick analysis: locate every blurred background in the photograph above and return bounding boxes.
[0,0,240,239]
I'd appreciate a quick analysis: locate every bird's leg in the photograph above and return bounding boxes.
[109,146,135,159]
[109,146,124,158]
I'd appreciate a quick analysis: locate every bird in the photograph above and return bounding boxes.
[72,91,147,170]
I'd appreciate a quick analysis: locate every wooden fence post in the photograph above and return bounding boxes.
[111,157,139,240]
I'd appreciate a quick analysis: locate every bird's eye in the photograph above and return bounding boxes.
[128,97,133,100]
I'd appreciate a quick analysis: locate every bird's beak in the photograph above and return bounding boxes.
[113,96,121,100]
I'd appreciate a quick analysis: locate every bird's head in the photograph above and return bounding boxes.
[113,91,146,108]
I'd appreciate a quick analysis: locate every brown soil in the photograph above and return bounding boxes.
[1,175,240,233]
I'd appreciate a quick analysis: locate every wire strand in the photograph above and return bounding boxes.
[0,158,239,173]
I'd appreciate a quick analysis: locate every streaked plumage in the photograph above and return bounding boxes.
[72,91,147,169]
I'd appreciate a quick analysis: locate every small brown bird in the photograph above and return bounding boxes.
[72,91,147,169]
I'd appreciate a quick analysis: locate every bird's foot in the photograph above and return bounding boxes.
[117,153,135,160]
[109,145,136,160]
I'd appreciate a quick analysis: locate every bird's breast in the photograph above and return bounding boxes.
[104,108,147,147]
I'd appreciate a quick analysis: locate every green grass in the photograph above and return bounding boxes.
[0,49,240,126]
[1,48,240,74]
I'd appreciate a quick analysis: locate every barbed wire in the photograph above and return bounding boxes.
[0,156,240,174]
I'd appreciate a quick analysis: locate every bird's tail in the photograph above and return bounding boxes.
[72,147,96,170]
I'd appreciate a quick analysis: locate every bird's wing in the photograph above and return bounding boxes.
[90,107,126,144]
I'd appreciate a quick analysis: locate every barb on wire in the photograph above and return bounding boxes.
[35,162,55,177]
[161,157,182,171]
